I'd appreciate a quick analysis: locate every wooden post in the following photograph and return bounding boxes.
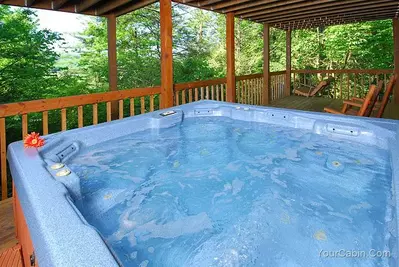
[160,0,174,108]
[393,18,399,104]
[285,28,292,97]
[263,23,270,105]
[226,12,236,103]
[107,15,118,119]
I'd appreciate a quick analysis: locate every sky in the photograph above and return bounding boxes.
[36,9,91,48]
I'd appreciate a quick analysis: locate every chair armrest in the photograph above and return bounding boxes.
[343,100,363,107]
[296,83,313,88]
[324,107,344,115]
[351,97,364,102]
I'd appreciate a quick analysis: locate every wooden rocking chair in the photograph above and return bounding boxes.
[294,76,334,97]
[348,74,397,118]
[324,80,383,117]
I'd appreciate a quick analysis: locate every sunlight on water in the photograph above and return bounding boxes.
[68,116,395,267]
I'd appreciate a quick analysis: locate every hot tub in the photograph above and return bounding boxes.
[8,100,399,267]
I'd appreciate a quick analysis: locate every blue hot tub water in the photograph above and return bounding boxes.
[65,115,394,267]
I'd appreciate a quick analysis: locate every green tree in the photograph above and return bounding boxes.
[0,6,62,103]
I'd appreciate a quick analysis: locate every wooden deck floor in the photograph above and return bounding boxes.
[0,198,17,252]
[270,95,399,120]
[0,198,22,266]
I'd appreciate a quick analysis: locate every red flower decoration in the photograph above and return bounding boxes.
[24,132,45,148]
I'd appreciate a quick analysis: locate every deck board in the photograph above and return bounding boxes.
[0,245,23,267]
[270,95,399,120]
[0,198,17,252]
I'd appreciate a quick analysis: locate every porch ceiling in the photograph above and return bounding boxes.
[1,0,398,28]
[175,0,399,29]
[0,0,158,17]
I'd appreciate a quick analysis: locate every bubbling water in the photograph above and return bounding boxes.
[68,116,395,267]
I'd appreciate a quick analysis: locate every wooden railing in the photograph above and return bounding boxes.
[236,74,263,105]
[174,78,227,105]
[270,71,287,101]
[292,69,394,99]
[0,86,161,200]
[174,71,286,106]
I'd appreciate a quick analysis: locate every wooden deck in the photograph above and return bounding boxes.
[270,95,399,120]
[0,198,17,252]
[0,198,22,267]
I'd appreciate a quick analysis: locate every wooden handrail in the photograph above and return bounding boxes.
[174,78,226,91]
[292,69,393,74]
[0,86,161,118]
[270,71,287,76]
[174,72,286,92]
[236,73,263,81]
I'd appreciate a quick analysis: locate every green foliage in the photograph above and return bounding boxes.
[0,6,61,103]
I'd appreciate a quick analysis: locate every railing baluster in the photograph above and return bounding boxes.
[201,87,204,100]
[221,84,225,101]
[175,91,179,105]
[61,108,67,130]
[140,97,145,114]
[118,100,124,119]
[384,74,387,92]
[0,118,7,200]
[106,102,112,122]
[93,103,98,125]
[189,89,193,103]
[352,74,356,98]
[78,106,84,128]
[42,111,49,135]
[206,86,209,100]
[130,98,135,116]
[243,80,247,104]
[195,88,199,101]
[250,79,254,104]
[22,114,28,138]
[346,73,350,100]
[182,90,186,104]
[361,75,365,97]
[216,85,220,101]
[150,95,154,111]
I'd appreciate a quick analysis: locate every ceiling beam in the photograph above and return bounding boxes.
[96,0,135,15]
[266,11,397,25]
[272,13,396,29]
[208,0,253,10]
[223,0,306,14]
[239,0,364,18]
[256,3,399,23]
[25,0,35,6]
[77,0,103,12]
[251,0,397,21]
[276,15,396,29]
[115,0,157,16]
[51,0,70,10]
[195,0,224,7]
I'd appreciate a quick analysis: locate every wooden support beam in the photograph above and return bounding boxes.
[160,0,174,108]
[25,0,35,6]
[394,18,399,104]
[209,0,253,10]
[107,15,119,119]
[226,12,236,103]
[77,0,102,12]
[263,23,270,105]
[52,0,69,10]
[115,0,157,17]
[285,28,291,96]
[96,0,135,15]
